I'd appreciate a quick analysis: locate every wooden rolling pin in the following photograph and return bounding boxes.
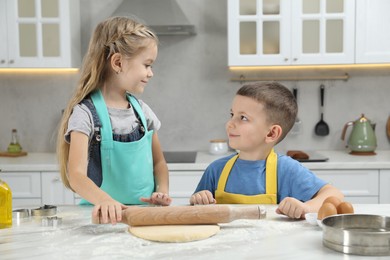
[93,205,266,226]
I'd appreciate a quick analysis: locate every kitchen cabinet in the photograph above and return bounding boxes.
[228,0,355,66]
[355,0,390,63]
[41,172,75,205]
[1,171,76,207]
[313,169,379,204]
[0,0,80,68]
[379,170,390,203]
[169,170,203,205]
[1,171,42,207]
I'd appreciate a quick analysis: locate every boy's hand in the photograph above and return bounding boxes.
[190,190,216,205]
[140,192,172,206]
[276,197,308,219]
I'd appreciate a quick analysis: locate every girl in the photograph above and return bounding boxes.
[57,17,171,224]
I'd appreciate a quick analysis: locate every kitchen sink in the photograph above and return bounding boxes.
[163,151,197,163]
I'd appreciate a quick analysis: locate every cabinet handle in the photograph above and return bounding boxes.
[53,177,61,182]
[0,59,5,64]
[9,60,14,64]
[293,58,298,61]
[284,58,288,62]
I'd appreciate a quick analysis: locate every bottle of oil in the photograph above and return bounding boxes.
[0,177,12,228]
[7,129,22,153]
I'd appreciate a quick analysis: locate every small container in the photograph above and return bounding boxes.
[209,139,228,155]
[0,178,12,229]
[7,129,22,153]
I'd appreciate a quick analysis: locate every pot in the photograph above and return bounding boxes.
[341,114,377,155]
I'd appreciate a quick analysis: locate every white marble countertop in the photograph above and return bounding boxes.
[1,204,389,259]
[1,150,390,172]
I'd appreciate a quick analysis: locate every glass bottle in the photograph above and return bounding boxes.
[0,178,12,229]
[7,129,22,153]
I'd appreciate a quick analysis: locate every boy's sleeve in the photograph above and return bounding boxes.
[193,165,218,197]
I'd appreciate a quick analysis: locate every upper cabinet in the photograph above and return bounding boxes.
[0,0,80,68]
[228,0,389,66]
[355,0,390,63]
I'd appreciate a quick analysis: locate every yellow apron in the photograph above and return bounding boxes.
[215,149,277,204]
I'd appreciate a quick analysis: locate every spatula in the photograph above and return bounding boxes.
[314,84,330,136]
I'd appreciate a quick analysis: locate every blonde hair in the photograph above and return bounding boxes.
[57,16,158,190]
[237,82,297,143]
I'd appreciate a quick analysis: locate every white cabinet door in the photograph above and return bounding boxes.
[291,0,355,65]
[0,0,8,66]
[41,172,75,205]
[228,0,292,66]
[313,169,379,203]
[355,0,390,63]
[169,171,203,205]
[228,0,355,66]
[1,171,42,206]
[379,170,390,203]
[2,0,80,68]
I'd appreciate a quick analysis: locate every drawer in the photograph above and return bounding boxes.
[313,170,379,196]
[169,171,203,197]
[1,172,41,198]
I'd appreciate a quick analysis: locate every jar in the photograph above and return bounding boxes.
[209,139,228,155]
[7,129,22,153]
[0,178,12,229]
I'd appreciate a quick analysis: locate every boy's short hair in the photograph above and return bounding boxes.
[237,81,297,143]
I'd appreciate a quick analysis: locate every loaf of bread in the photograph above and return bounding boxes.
[286,150,309,160]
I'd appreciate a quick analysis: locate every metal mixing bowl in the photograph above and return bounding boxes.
[322,214,390,256]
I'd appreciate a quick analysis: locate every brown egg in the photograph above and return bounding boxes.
[322,196,342,208]
[317,202,338,220]
[337,201,354,214]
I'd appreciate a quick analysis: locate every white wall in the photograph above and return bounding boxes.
[0,0,389,154]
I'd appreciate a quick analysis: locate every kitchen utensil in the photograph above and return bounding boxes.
[290,88,302,134]
[286,150,328,162]
[31,205,57,216]
[0,151,27,157]
[314,85,330,136]
[341,114,377,155]
[41,216,62,227]
[386,115,390,139]
[93,205,266,226]
[322,214,390,256]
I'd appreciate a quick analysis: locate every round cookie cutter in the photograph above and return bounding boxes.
[31,205,57,217]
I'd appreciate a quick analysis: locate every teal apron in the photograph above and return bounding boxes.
[80,90,154,205]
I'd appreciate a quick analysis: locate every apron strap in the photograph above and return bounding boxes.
[90,90,113,141]
[217,154,239,192]
[127,94,148,133]
[265,148,277,195]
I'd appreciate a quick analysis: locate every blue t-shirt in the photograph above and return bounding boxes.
[194,153,327,203]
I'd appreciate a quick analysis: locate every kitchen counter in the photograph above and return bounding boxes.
[1,150,390,172]
[1,204,389,259]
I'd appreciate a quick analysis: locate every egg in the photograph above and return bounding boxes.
[337,201,354,214]
[322,196,342,208]
[317,202,338,220]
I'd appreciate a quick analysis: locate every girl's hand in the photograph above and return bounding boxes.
[92,200,128,225]
[275,197,309,219]
[140,192,172,206]
[190,190,216,205]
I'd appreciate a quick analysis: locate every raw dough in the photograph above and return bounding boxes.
[128,225,220,243]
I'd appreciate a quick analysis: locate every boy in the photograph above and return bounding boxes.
[190,82,343,219]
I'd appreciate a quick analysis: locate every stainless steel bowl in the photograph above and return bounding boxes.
[322,214,390,256]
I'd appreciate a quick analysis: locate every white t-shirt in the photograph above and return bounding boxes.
[65,99,161,143]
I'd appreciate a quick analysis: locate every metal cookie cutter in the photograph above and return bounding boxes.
[41,216,62,227]
[31,205,57,217]
[12,209,30,225]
